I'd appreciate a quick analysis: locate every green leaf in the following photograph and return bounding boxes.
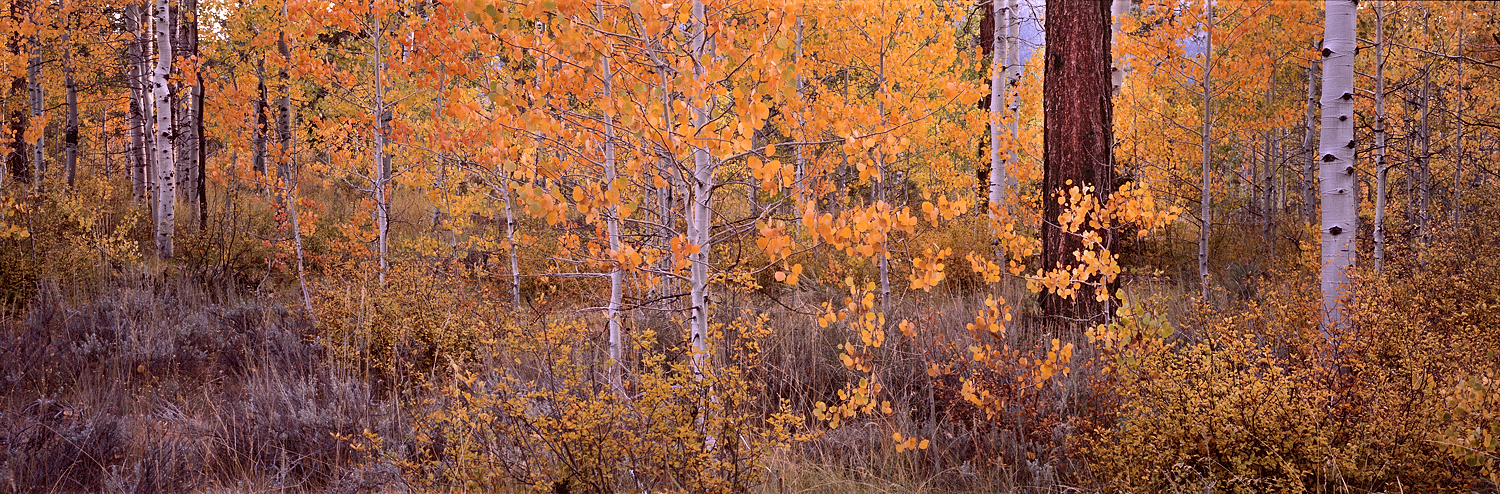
[775,36,790,50]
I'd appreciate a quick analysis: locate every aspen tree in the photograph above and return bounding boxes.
[125,3,146,203]
[1373,0,1391,273]
[597,1,624,391]
[63,27,77,188]
[1110,0,1130,94]
[686,0,712,374]
[27,24,41,187]
[372,13,390,284]
[986,0,1007,218]
[1303,63,1317,226]
[153,0,176,258]
[1198,0,1213,300]
[1318,0,1358,333]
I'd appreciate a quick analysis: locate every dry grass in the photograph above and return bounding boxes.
[0,274,399,494]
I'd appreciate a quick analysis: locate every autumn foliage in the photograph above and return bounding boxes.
[2,0,1500,492]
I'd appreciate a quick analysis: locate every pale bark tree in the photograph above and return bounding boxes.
[63,28,78,188]
[1110,0,1131,94]
[1318,0,1357,334]
[153,0,177,258]
[1302,63,1317,226]
[372,14,391,284]
[28,29,42,188]
[686,0,713,374]
[1452,11,1465,225]
[1197,1,1213,301]
[126,3,147,203]
[278,2,311,312]
[1418,68,1431,254]
[598,2,625,390]
[986,0,1007,218]
[1372,0,1391,273]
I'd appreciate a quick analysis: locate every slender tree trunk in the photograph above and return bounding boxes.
[1005,0,1019,195]
[372,15,390,284]
[1303,64,1318,226]
[64,29,79,189]
[253,57,268,178]
[140,3,157,218]
[1319,0,1358,335]
[598,11,625,390]
[1197,2,1213,301]
[275,5,311,312]
[28,33,43,188]
[793,16,806,206]
[1110,0,1130,94]
[1372,0,1390,273]
[502,177,520,310]
[1417,66,1431,261]
[1453,14,1465,225]
[1041,0,1115,325]
[126,5,146,203]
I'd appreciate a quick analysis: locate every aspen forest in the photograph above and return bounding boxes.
[5,0,1500,491]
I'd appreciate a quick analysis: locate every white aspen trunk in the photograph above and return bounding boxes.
[141,4,157,216]
[1198,2,1212,301]
[1262,129,1273,246]
[1110,0,1130,94]
[28,35,42,187]
[687,0,712,376]
[793,16,806,206]
[1417,65,1431,261]
[1319,0,1358,335]
[372,15,390,284]
[153,0,176,258]
[63,30,78,188]
[1303,64,1317,226]
[1004,0,1020,195]
[502,177,520,310]
[1372,0,1389,273]
[1453,13,1465,225]
[277,6,311,312]
[655,68,677,311]
[598,8,625,390]
[986,0,1006,218]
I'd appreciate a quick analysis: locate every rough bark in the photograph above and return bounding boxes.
[1319,0,1358,335]
[1041,0,1116,325]
[4,0,26,187]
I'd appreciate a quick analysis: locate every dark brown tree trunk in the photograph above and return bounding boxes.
[1041,0,1116,326]
[4,0,24,185]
